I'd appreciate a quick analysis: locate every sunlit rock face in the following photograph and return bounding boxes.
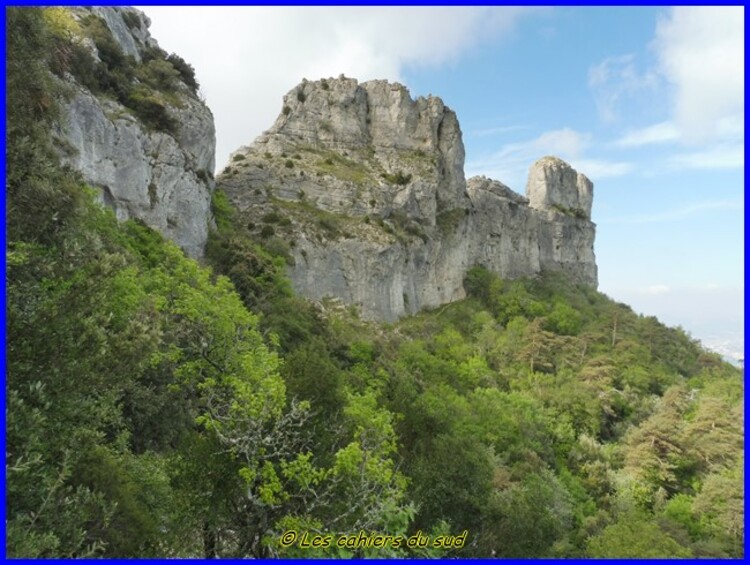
[57,7,215,258]
[220,77,597,321]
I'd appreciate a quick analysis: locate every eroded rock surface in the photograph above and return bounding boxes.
[56,7,215,258]
[220,77,597,321]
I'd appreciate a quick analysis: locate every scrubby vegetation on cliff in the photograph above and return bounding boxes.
[6,8,743,558]
[207,197,743,557]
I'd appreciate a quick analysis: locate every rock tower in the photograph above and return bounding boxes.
[219,77,597,321]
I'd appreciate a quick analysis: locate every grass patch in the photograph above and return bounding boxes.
[381,170,412,186]
[298,147,373,185]
[551,204,588,219]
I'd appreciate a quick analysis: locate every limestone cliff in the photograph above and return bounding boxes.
[54,7,215,258]
[219,76,597,321]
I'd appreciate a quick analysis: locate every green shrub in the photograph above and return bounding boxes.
[67,42,100,90]
[166,53,199,93]
[82,15,126,70]
[282,105,291,116]
[405,223,426,241]
[551,204,588,220]
[464,266,495,304]
[140,44,168,64]
[148,182,158,207]
[297,90,306,103]
[210,189,234,233]
[284,160,294,169]
[232,154,246,162]
[121,11,141,30]
[320,79,329,90]
[264,237,294,266]
[317,217,339,238]
[261,211,282,224]
[436,208,465,234]
[126,86,177,134]
[140,58,180,92]
[260,225,275,238]
[382,170,412,185]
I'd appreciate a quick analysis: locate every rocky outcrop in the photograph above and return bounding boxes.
[219,77,597,321]
[526,155,593,219]
[55,7,215,258]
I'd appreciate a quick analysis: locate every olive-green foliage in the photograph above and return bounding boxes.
[136,58,181,93]
[166,52,199,93]
[8,11,413,557]
[586,510,692,557]
[46,11,194,134]
[121,10,141,30]
[126,85,177,133]
[309,147,372,184]
[435,207,465,234]
[551,203,588,219]
[211,185,743,559]
[381,170,412,185]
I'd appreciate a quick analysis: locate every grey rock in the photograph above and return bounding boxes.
[220,77,598,321]
[85,7,151,62]
[526,155,593,219]
[57,7,215,258]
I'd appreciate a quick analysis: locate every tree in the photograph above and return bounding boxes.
[586,510,692,557]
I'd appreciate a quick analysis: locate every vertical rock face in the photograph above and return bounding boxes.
[55,7,215,258]
[526,155,593,219]
[524,157,597,284]
[219,77,597,321]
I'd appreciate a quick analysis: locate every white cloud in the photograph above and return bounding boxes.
[599,199,742,225]
[594,8,744,171]
[570,159,634,179]
[668,143,745,170]
[466,128,590,189]
[588,54,658,123]
[468,128,633,188]
[642,284,671,295]
[469,124,532,138]
[138,6,543,170]
[613,121,680,147]
[654,6,745,144]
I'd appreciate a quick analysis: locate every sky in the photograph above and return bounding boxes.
[139,6,744,361]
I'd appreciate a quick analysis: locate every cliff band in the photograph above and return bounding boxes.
[54,7,216,258]
[218,77,597,321]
